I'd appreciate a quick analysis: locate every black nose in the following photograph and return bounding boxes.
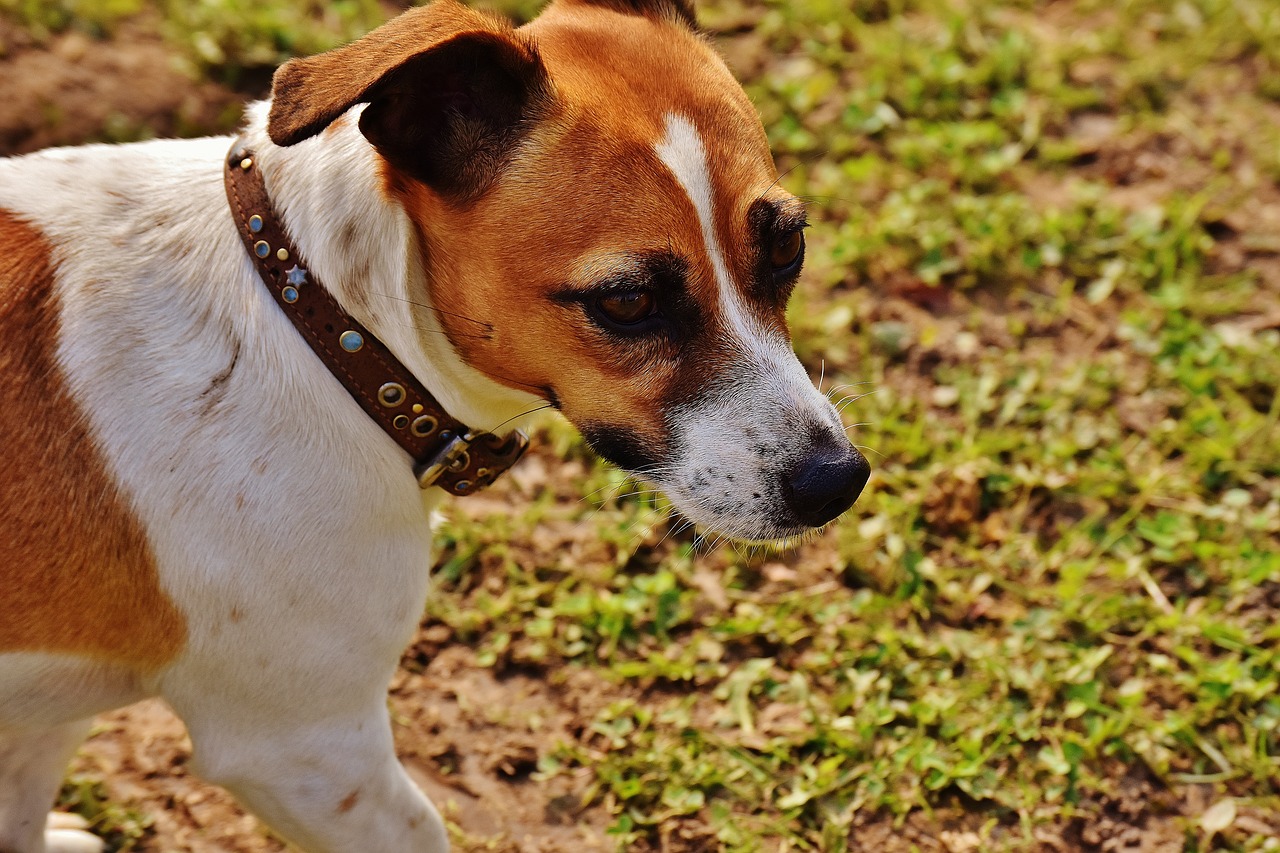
[782,445,870,528]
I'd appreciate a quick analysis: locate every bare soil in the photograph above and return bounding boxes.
[0,18,240,154]
[70,640,619,852]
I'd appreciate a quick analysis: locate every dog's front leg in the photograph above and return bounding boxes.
[0,719,104,853]
[177,700,447,852]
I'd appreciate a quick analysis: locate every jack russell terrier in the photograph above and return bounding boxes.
[0,0,870,850]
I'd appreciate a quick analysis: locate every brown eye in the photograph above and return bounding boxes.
[771,230,805,271]
[597,290,656,326]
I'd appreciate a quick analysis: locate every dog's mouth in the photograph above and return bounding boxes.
[578,422,869,543]
[647,452,869,543]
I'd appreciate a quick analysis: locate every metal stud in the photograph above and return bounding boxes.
[377,382,406,408]
[276,248,289,262]
[240,157,253,170]
[248,215,264,233]
[475,468,490,478]
[254,240,270,258]
[282,286,299,303]
[339,330,364,352]
[412,403,424,414]
[410,415,438,438]
[393,414,410,430]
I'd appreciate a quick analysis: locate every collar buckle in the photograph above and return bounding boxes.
[414,430,478,489]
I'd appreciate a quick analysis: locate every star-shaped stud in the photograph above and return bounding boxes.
[286,265,308,287]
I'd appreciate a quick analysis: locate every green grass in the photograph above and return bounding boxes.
[8,0,1278,849]
[427,0,1280,848]
[58,776,152,852]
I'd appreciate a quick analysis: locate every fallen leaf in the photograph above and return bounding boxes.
[1200,799,1237,836]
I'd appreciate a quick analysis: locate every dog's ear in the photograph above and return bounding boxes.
[559,0,698,29]
[267,0,552,199]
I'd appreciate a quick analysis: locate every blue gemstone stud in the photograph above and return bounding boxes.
[249,215,263,233]
[282,286,299,303]
[254,240,270,258]
[286,265,308,287]
[339,330,364,352]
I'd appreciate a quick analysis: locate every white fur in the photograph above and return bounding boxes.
[0,721,97,853]
[654,113,751,340]
[652,113,847,540]
[0,104,541,852]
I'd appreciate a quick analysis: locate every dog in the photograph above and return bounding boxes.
[0,1,870,850]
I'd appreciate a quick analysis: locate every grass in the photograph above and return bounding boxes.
[58,776,152,852]
[4,0,1277,849]
[432,0,1280,847]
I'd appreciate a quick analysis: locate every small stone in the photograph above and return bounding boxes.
[931,385,960,407]
[44,828,105,853]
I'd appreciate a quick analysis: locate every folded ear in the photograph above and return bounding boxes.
[267,0,552,199]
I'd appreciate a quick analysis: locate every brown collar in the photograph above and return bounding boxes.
[223,140,528,495]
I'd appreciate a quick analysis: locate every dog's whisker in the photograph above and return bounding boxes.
[579,478,664,506]
[370,291,493,329]
[578,481,623,503]
[487,402,555,434]
[467,365,549,396]
[797,194,856,206]
[829,384,880,399]
[837,390,879,413]
[752,151,826,203]
[387,321,492,341]
[825,381,873,401]
[653,513,695,550]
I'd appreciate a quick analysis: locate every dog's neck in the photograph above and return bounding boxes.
[235,101,543,436]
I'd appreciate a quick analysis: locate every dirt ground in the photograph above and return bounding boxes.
[0,17,241,155]
[65,629,1229,853]
[3,11,1276,853]
[70,638,620,852]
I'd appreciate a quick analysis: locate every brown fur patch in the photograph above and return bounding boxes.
[560,0,697,29]
[0,209,185,669]
[268,1,545,148]
[337,789,360,813]
[381,3,789,453]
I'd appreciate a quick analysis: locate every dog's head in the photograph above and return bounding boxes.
[267,0,868,541]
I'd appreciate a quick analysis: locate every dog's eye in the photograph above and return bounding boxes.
[596,290,656,326]
[771,230,805,273]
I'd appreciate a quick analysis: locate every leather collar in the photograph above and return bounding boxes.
[223,139,528,495]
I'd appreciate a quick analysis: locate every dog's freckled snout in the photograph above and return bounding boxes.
[782,444,870,528]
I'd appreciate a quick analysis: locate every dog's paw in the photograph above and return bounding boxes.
[45,813,106,853]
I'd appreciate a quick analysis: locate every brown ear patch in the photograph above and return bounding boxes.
[0,209,185,670]
[357,30,553,200]
[267,0,544,148]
